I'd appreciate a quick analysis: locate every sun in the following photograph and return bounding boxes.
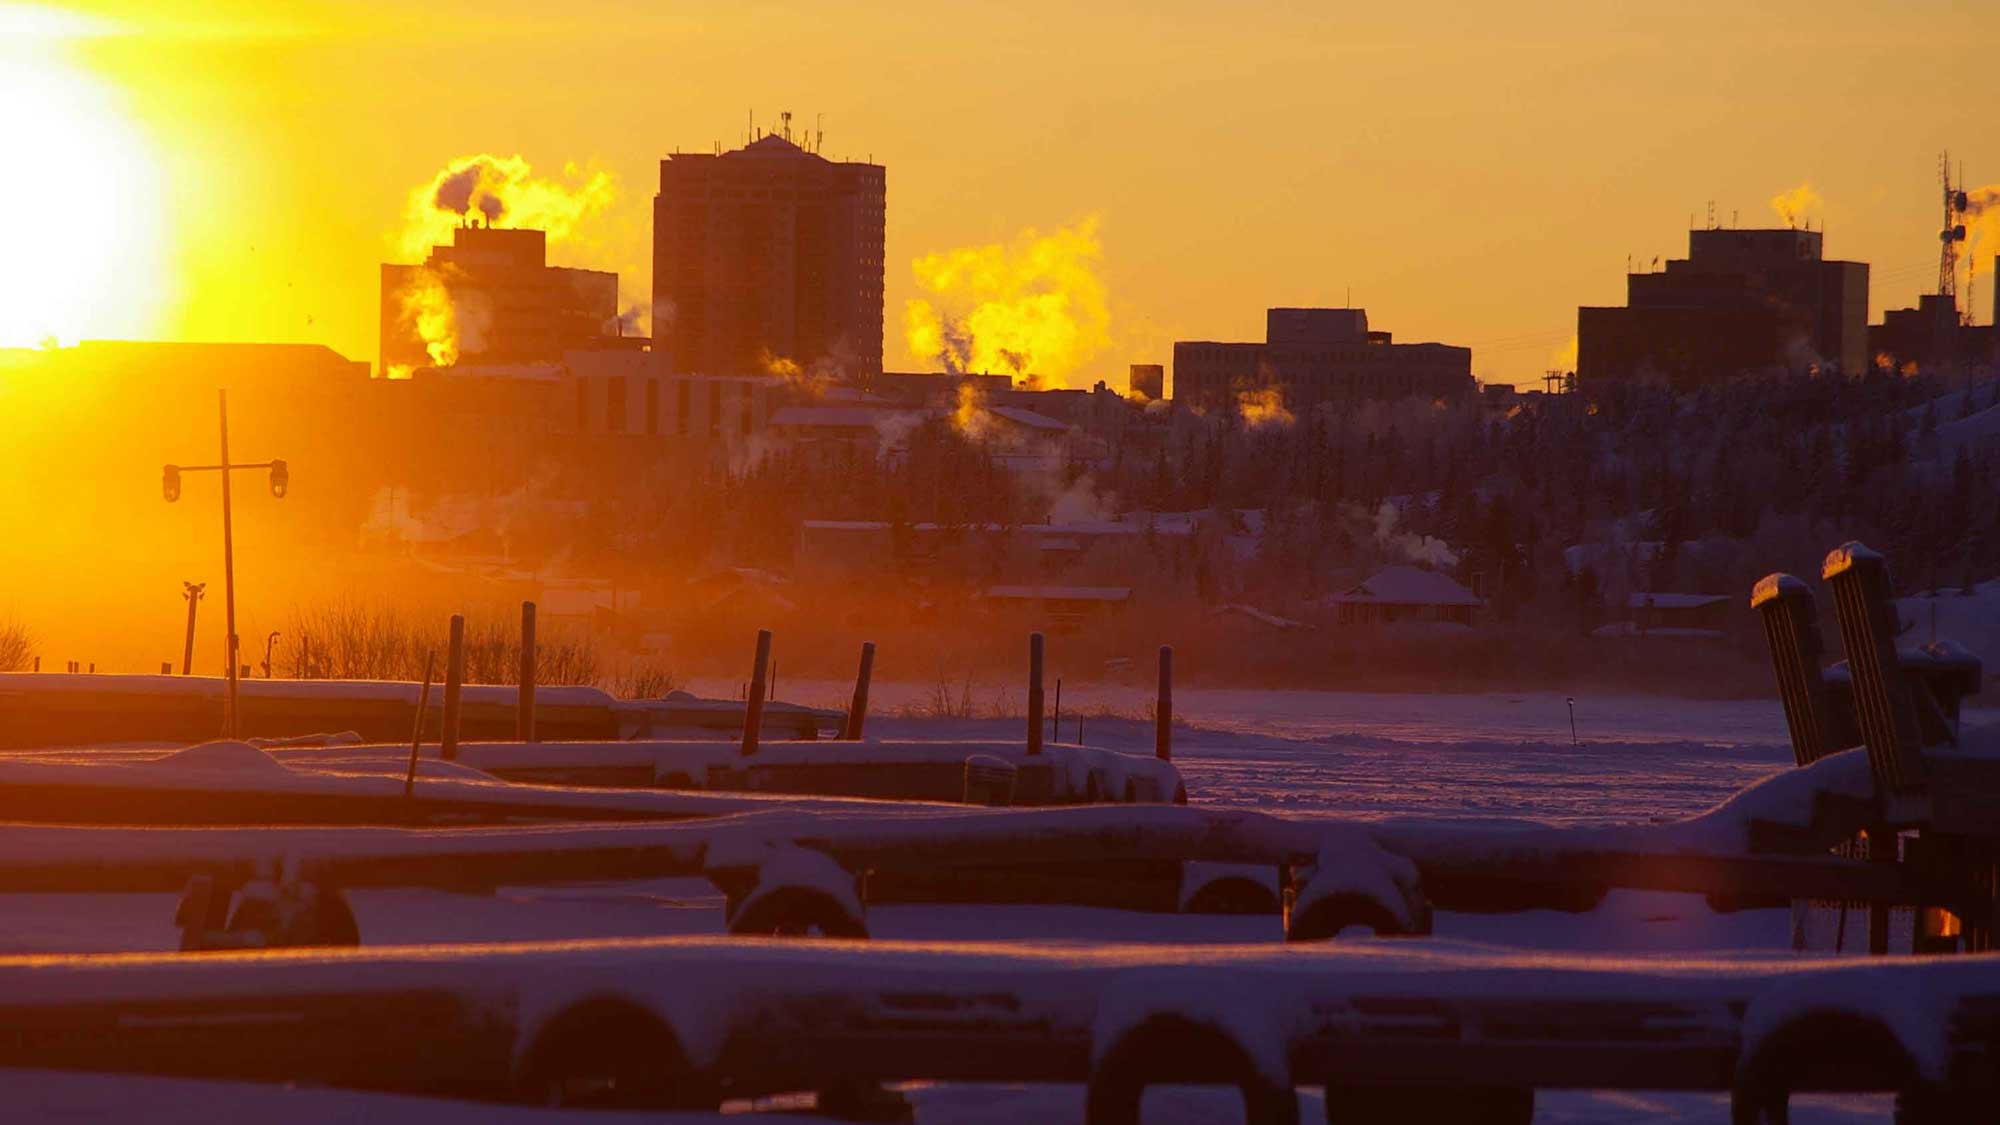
[0,31,167,348]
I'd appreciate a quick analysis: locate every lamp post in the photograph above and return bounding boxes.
[163,390,289,738]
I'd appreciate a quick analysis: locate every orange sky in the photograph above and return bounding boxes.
[5,0,1997,386]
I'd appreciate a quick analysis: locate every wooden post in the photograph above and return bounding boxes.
[180,585,200,675]
[1156,645,1173,761]
[441,614,465,761]
[517,601,537,743]
[406,651,434,799]
[1027,632,1045,756]
[843,641,875,740]
[741,629,771,757]
[1052,678,1062,744]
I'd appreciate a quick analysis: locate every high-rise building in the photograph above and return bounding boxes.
[1172,308,1473,413]
[653,133,886,378]
[1577,228,1868,387]
[379,225,629,377]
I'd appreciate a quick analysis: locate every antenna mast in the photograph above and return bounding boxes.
[1939,150,1969,307]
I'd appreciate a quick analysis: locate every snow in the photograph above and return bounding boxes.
[0,687,1993,1121]
[1176,862,1279,911]
[1899,579,2000,676]
[720,845,864,932]
[1291,833,1424,932]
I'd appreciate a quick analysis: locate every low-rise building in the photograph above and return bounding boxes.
[1173,307,1473,414]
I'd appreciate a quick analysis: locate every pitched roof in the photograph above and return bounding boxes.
[985,406,1071,432]
[1625,592,1731,611]
[769,405,899,429]
[1334,565,1481,607]
[984,585,1132,602]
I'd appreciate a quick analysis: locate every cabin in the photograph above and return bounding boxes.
[1329,566,1481,626]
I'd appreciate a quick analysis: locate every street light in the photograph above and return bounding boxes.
[162,389,290,738]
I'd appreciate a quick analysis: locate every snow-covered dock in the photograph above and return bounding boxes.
[0,674,841,748]
[0,935,1992,1122]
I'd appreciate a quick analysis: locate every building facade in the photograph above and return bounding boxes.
[379,226,629,377]
[1172,308,1473,414]
[1577,228,1869,387]
[653,133,886,378]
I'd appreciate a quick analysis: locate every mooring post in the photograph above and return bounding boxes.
[1869,827,1894,955]
[517,600,537,743]
[742,629,772,757]
[1156,644,1173,761]
[406,651,435,799]
[1027,632,1045,756]
[843,641,876,740]
[441,614,465,761]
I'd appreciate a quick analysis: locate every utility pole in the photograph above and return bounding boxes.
[163,390,289,737]
[180,582,205,675]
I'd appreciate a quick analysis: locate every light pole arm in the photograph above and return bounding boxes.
[166,461,283,473]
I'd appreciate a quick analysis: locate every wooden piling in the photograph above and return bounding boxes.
[1155,645,1173,761]
[441,615,465,761]
[741,629,772,757]
[406,651,434,799]
[843,641,876,740]
[1027,632,1045,756]
[517,601,537,743]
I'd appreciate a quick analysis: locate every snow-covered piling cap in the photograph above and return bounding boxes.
[1749,572,1811,608]
[1821,541,1883,580]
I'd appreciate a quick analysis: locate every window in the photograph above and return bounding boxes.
[676,381,690,435]
[607,376,627,433]
[575,380,589,430]
[645,379,659,436]
[708,382,722,439]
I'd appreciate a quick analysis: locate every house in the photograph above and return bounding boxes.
[982,585,1131,630]
[1329,566,1481,626]
[1591,592,1733,639]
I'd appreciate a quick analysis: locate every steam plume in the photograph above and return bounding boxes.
[398,153,615,260]
[1769,182,1822,229]
[902,216,1111,388]
[1236,385,1293,430]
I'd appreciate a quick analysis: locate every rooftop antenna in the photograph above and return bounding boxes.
[1731,209,1739,228]
[816,112,825,153]
[1706,200,1716,230]
[780,110,793,142]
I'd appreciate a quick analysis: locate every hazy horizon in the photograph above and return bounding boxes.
[4,0,1997,388]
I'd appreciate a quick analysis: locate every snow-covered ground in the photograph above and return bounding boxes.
[15,686,1987,1122]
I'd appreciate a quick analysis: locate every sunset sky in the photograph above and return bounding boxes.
[4,0,1996,387]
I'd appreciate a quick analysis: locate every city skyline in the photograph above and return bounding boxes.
[3,0,1998,387]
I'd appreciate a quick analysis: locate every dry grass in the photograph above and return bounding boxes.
[283,601,676,698]
[0,618,32,672]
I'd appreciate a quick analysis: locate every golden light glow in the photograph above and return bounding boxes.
[903,216,1111,388]
[0,32,166,347]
